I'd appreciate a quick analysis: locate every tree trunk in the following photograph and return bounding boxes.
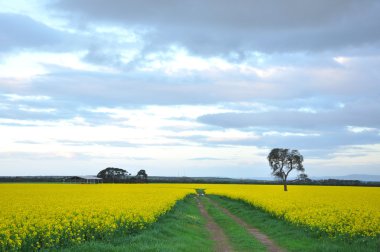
[283,179,288,191]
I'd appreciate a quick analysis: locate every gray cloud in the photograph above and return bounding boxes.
[28,69,219,105]
[0,11,136,62]
[0,13,64,52]
[10,58,374,107]
[198,100,380,129]
[53,0,380,55]
[0,93,121,126]
[174,129,380,153]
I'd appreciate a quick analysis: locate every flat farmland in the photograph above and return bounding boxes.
[0,184,194,251]
[0,184,379,251]
[205,184,380,237]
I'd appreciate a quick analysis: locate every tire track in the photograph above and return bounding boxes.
[196,196,234,252]
[206,197,285,252]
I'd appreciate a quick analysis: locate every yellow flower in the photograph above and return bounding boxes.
[0,183,193,250]
[204,184,380,237]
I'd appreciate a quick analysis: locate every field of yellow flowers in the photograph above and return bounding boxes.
[1,183,379,251]
[204,184,380,237]
[0,184,194,251]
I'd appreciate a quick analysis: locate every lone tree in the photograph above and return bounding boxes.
[267,148,305,191]
[136,169,148,183]
[97,167,130,183]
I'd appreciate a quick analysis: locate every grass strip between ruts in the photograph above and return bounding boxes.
[201,196,267,252]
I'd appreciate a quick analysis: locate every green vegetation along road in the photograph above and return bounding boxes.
[62,194,379,252]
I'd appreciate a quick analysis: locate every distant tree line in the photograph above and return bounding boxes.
[96,167,148,183]
[0,176,379,186]
[0,176,65,183]
[145,176,380,186]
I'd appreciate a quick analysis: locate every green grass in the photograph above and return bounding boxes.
[49,193,379,252]
[209,195,380,252]
[57,195,213,252]
[201,196,267,252]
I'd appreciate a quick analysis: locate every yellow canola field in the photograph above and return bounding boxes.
[1,183,379,251]
[0,184,194,251]
[204,184,380,237]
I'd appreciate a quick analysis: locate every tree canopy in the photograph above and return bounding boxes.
[297,173,310,182]
[267,148,305,191]
[97,167,130,182]
[136,169,148,182]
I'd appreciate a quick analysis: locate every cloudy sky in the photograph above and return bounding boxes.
[1,0,380,178]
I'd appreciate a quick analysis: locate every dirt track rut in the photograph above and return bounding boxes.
[196,196,234,252]
[206,197,285,252]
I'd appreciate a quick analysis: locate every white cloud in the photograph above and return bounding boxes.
[3,94,51,101]
[262,131,320,137]
[93,26,142,44]
[138,46,286,79]
[0,55,47,81]
[308,144,380,168]
[297,107,318,113]
[333,56,351,65]
[347,126,379,133]
[18,105,56,113]
[0,51,117,83]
